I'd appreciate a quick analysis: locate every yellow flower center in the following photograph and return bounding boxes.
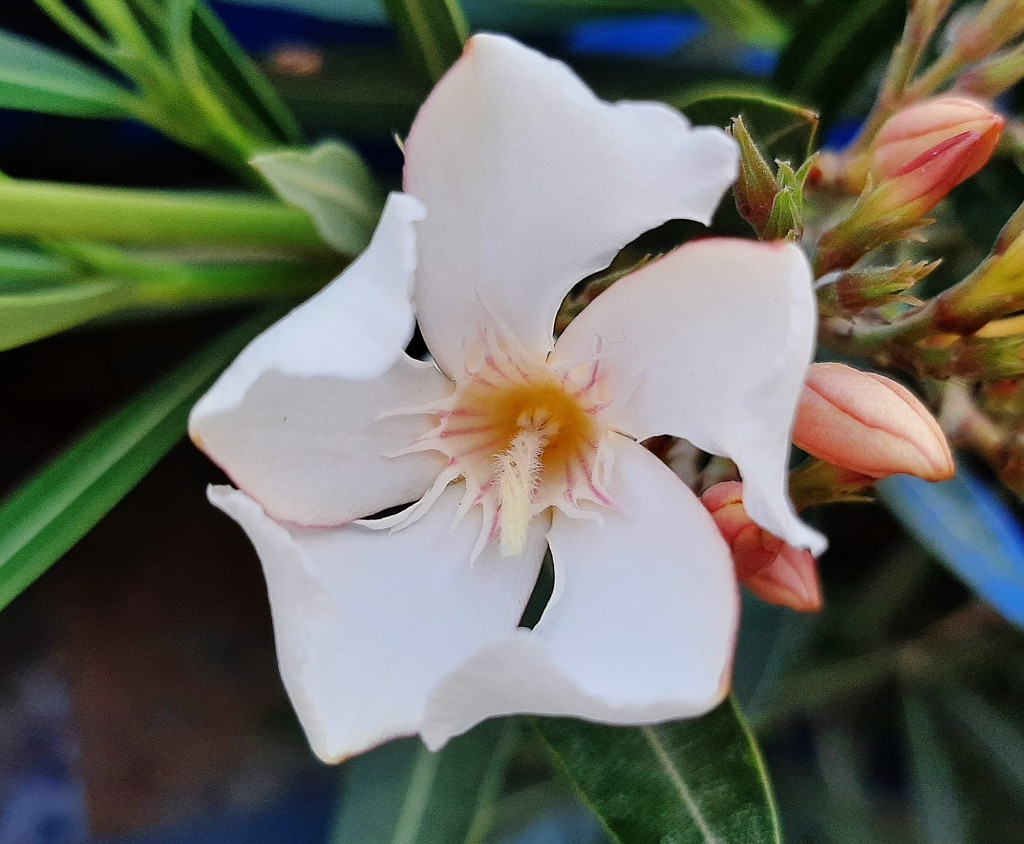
[399,334,612,557]
[449,373,600,554]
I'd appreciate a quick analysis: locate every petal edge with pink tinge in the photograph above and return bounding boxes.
[404,33,738,376]
[552,238,825,554]
[420,434,738,749]
[210,484,548,762]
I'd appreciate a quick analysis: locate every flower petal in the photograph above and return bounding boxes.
[420,434,738,749]
[192,355,452,526]
[192,191,424,421]
[552,238,825,554]
[210,483,548,762]
[404,33,738,376]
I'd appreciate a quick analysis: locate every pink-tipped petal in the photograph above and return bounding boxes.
[552,238,825,554]
[745,545,823,612]
[404,33,738,376]
[192,192,424,420]
[420,433,738,749]
[702,481,822,612]
[210,484,548,763]
[872,96,1004,183]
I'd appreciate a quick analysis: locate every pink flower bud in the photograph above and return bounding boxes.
[871,97,1004,183]
[793,363,954,481]
[870,129,998,218]
[744,545,822,613]
[702,482,823,612]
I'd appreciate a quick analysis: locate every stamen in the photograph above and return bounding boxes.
[493,427,548,556]
[388,324,613,555]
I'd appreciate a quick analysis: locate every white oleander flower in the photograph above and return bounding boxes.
[190,34,824,763]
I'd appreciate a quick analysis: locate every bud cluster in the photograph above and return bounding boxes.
[814,97,1004,276]
[691,362,953,614]
[690,0,1024,613]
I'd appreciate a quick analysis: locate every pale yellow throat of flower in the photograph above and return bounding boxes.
[387,336,613,560]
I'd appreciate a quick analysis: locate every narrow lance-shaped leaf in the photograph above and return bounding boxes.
[901,691,972,844]
[0,308,283,613]
[938,685,1024,801]
[670,86,819,163]
[535,697,782,844]
[0,28,135,119]
[0,281,129,352]
[0,246,78,284]
[382,0,469,84]
[329,719,516,844]
[189,0,304,144]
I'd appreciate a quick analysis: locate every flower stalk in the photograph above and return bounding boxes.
[0,178,329,254]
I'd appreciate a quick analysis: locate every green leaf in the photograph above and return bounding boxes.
[329,720,516,844]
[0,281,129,351]
[902,691,972,844]
[0,308,281,612]
[251,141,383,257]
[382,0,469,84]
[678,0,789,48]
[0,245,78,285]
[733,592,816,728]
[188,0,304,144]
[535,698,782,844]
[0,29,134,119]
[773,0,905,124]
[939,686,1024,802]
[670,85,819,163]
[123,0,303,145]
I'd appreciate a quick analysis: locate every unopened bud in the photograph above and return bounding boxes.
[730,116,776,235]
[815,128,1001,274]
[730,116,811,241]
[934,200,1024,332]
[745,544,823,613]
[871,129,997,217]
[702,481,823,612]
[871,97,1004,183]
[794,363,954,481]
[817,260,937,316]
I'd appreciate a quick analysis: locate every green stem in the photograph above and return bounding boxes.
[844,1,950,159]
[0,179,328,253]
[79,0,154,57]
[34,0,120,63]
[819,302,936,358]
[904,45,969,99]
[127,261,334,307]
